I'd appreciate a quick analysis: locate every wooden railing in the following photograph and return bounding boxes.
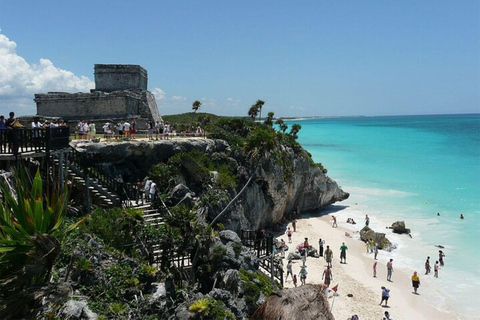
[70,147,138,202]
[241,229,283,286]
[0,127,70,155]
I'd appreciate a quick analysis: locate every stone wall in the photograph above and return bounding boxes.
[35,91,144,120]
[94,64,147,92]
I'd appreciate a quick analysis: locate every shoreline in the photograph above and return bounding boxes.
[275,212,459,320]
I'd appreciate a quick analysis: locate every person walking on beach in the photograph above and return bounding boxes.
[340,242,348,264]
[322,266,333,287]
[286,227,292,243]
[365,214,370,227]
[325,245,333,268]
[331,215,338,228]
[374,243,379,260]
[292,219,297,232]
[425,256,431,275]
[386,259,393,281]
[293,274,297,287]
[299,266,308,285]
[434,261,439,278]
[380,286,390,306]
[285,260,293,281]
[318,238,325,257]
[439,250,445,266]
[411,271,420,294]
[373,261,378,277]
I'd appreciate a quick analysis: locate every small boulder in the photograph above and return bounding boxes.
[170,184,191,200]
[219,230,242,244]
[391,221,410,234]
[58,300,98,320]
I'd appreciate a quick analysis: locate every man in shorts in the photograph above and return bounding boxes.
[387,259,393,281]
[324,245,333,268]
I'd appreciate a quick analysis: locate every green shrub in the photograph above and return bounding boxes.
[232,242,242,256]
[211,245,226,266]
[189,297,235,320]
[239,269,275,306]
[81,207,143,254]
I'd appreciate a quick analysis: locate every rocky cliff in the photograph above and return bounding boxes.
[71,138,348,231]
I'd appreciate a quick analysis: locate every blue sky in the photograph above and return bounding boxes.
[0,1,479,117]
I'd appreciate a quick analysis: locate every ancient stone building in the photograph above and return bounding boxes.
[34,64,161,123]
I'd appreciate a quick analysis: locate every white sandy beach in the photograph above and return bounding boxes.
[275,212,459,320]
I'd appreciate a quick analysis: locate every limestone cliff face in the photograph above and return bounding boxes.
[223,146,349,232]
[71,138,348,231]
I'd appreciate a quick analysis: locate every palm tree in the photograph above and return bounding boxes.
[192,100,202,127]
[275,118,288,133]
[289,123,302,139]
[248,105,258,122]
[255,99,265,122]
[264,112,275,126]
[192,100,202,113]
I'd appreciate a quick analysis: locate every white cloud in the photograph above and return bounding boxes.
[171,95,186,101]
[226,97,233,102]
[0,32,94,115]
[151,87,166,100]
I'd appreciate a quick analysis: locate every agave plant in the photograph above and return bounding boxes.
[0,168,84,292]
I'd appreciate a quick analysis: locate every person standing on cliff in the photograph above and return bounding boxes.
[386,259,393,281]
[365,214,370,227]
[324,245,333,268]
[319,238,325,257]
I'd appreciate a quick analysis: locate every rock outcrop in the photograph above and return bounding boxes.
[71,138,349,232]
[391,221,410,234]
[251,284,334,320]
[360,226,392,250]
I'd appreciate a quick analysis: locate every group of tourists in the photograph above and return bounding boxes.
[424,250,445,279]
[76,120,97,139]
[100,120,137,139]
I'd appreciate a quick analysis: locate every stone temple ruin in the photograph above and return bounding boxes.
[34,64,162,123]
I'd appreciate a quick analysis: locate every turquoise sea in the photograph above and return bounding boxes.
[290,114,480,318]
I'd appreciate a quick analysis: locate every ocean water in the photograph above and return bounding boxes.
[289,114,480,319]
